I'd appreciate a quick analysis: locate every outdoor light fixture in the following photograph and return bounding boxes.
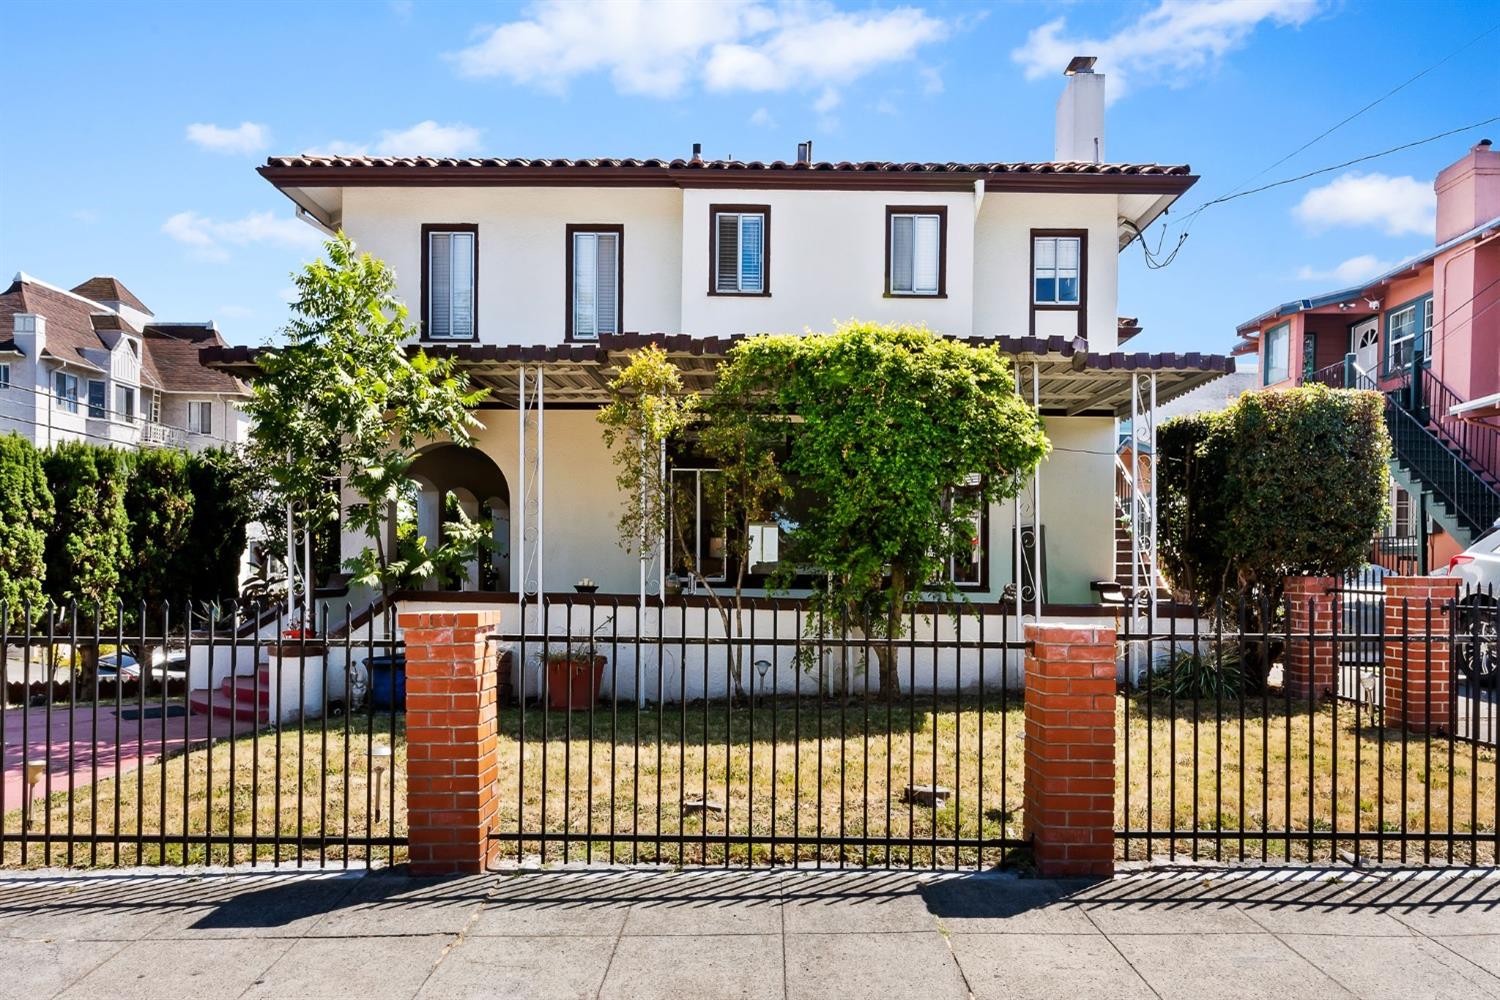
[370,744,393,823]
[1360,672,1379,707]
[24,761,45,830]
[754,658,772,703]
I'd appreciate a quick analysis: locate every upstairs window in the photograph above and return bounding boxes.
[1263,323,1290,384]
[87,379,107,419]
[55,372,79,413]
[1385,295,1431,374]
[187,400,213,436]
[422,225,477,340]
[0,363,9,388]
[116,386,135,423]
[568,226,622,340]
[711,207,768,295]
[1033,235,1083,305]
[887,208,946,296]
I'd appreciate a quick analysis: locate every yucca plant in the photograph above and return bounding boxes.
[1148,646,1245,701]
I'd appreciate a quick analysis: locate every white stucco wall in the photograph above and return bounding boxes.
[340,187,685,344]
[973,192,1120,349]
[678,187,977,338]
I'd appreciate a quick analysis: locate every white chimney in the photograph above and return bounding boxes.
[13,313,44,356]
[1055,56,1105,163]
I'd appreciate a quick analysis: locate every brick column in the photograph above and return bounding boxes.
[1284,575,1338,700]
[1023,623,1117,878]
[1382,576,1461,733]
[400,609,503,875]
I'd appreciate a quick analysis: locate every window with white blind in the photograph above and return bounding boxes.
[423,226,477,340]
[568,226,622,340]
[55,372,79,413]
[887,209,945,296]
[187,400,213,436]
[710,207,769,294]
[116,386,135,423]
[1033,235,1083,305]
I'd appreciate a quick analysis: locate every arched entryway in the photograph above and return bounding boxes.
[408,444,511,591]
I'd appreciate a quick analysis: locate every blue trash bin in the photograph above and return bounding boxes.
[366,654,407,711]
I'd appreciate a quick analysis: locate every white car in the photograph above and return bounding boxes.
[1443,520,1500,689]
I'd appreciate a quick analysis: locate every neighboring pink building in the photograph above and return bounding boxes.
[1234,140,1500,560]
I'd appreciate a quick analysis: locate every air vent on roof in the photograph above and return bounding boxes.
[796,140,813,165]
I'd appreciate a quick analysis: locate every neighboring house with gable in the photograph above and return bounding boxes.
[0,273,250,452]
[207,56,1234,624]
[1234,140,1500,571]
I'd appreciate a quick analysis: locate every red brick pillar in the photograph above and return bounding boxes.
[1023,623,1117,878]
[1383,576,1461,733]
[1284,576,1338,700]
[400,609,503,875]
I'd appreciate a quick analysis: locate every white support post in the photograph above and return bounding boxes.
[1148,373,1159,627]
[517,367,527,622]
[286,500,296,624]
[537,366,545,601]
[1013,358,1024,631]
[1031,362,1042,621]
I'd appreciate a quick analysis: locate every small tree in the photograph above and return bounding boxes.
[123,448,194,614]
[0,432,53,615]
[1157,385,1390,687]
[701,322,1049,699]
[44,441,130,614]
[246,234,487,608]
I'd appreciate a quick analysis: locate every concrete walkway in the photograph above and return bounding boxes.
[0,865,1496,999]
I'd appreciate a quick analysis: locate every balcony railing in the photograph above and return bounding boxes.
[141,421,187,448]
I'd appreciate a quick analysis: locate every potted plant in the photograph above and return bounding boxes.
[537,644,607,711]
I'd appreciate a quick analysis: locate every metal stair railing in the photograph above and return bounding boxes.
[1385,395,1500,537]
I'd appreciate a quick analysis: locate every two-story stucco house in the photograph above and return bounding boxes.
[213,58,1232,626]
[0,274,250,452]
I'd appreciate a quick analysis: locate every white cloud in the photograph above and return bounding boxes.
[217,305,255,320]
[1013,0,1322,102]
[1294,172,1435,237]
[186,122,270,155]
[1296,254,1396,285]
[306,120,483,158]
[918,65,943,95]
[451,0,948,111]
[389,0,413,19]
[812,87,841,114]
[162,210,323,262]
[748,107,777,128]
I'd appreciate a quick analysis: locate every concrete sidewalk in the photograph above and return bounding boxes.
[0,865,1496,1000]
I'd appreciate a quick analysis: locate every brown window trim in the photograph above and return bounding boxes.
[707,204,771,297]
[1029,228,1087,339]
[420,223,479,343]
[884,205,948,299]
[564,223,625,342]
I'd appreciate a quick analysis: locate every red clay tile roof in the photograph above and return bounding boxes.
[266,155,1192,175]
[71,277,151,315]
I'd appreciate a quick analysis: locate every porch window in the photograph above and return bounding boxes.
[116,385,135,423]
[1033,235,1082,305]
[1385,295,1430,374]
[567,226,621,340]
[669,467,728,583]
[937,474,985,588]
[187,400,213,436]
[1302,332,1317,381]
[87,379,107,419]
[54,373,78,413]
[1263,323,1290,384]
[887,208,945,297]
[711,207,768,295]
[422,225,477,340]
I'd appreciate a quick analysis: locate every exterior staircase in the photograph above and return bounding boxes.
[187,661,272,725]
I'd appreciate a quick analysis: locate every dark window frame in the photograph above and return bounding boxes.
[884,205,949,299]
[564,223,625,342]
[708,204,772,297]
[1029,228,1088,339]
[420,222,480,343]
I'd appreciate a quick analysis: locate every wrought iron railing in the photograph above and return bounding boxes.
[1418,367,1500,490]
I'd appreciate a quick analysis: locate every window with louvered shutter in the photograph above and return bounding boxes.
[712,210,767,294]
[888,211,942,295]
[571,229,620,339]
[1033,235,1081,305]
[425,228,476,339]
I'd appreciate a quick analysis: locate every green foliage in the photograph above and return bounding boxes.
[1148,647,1245,701]
[0,432,53,613]
[598,344,698,556]
[245,234,487,598]
[183,448,257,607]
[122,448,194,611]
[43,441,130,612]
[1158,385,1390,607]
[709,322,1050,695]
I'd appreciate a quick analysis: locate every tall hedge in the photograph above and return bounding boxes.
[183,448,255,606]
[1157,385,1390,605]
[44,441,131,612]
[0,432,54,613]
[123,448,195,612]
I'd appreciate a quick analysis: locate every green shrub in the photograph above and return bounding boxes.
[1148,647,1245,701]
[0,433,53,614]
[43,441,130,612]
[123,448,194,612]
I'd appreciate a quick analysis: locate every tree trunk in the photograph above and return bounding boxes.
[876,576,906,702]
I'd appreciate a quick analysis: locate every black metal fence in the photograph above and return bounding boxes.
[0,601,404,868]
[488,598,1032,870]
[1117,586,1498,866]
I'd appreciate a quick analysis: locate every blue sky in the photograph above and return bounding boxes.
[2,0,1496,355]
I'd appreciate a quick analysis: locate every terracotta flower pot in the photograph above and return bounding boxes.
[544,655,606,710]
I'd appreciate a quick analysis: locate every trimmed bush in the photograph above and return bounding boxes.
[123,448,194,612]
[44,441,131,612]
[0,433,54,613]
